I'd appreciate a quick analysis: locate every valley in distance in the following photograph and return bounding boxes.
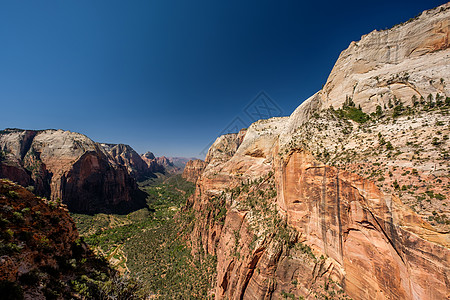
[1,3,450,300]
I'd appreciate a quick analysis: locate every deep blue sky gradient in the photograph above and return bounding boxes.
[0,0,446,157]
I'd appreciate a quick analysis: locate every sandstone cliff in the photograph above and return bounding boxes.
[0,129,145,214]
[141,151,163,173]
[188,4,450,300]
[101,143,156,180]
[182,159,208,183]
[156,156,180,173]
[141,152,181,174]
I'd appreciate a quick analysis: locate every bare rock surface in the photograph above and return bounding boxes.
[0,129,145,213]
[182,159,207,183]
[140,152,181,174]
[188,4,450,300]
[101,143,156,180]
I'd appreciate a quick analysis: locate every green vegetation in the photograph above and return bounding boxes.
[72,175,216,299]
[428,212,449,225]
[0,179,146,299]
[331,92,450,126]
[0,150,6,161]
[392,93,450,118]
[330,97,369,123]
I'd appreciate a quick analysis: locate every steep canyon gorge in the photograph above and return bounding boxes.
[0,3,449,300]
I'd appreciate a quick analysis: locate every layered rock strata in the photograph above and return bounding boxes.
[0,129,145,213]
[101,143,156,180]
[182,159,208,183]
[188,4,450,300]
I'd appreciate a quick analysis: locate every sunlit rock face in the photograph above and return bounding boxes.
[0,179,115,299]
[140,152,180,174]
[188,4,450,299]
[0,129,145,213]
[101,143,157,181]
[279,150,448,299]
[320,3,450,113]
[182,159,208,183]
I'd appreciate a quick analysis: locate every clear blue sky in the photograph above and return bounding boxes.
[0,0,445,158]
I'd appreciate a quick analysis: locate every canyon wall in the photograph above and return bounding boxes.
[101,143,157,180]
[0,129,145,213]
[182,159,207,183]
[188,4,450,299]
[140,151,181,174]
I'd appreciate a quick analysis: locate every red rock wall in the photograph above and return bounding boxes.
[182,159,207,183]
[189,148,449,299]
[278,150,449,300]
[61,151,144,213]
[0,130,145,214]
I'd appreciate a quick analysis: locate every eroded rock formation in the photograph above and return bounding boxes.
[188,4,450,299]
[0,129,145,213]
[182,159,207,183]
[101,143,156,180]
[140,152,181,174]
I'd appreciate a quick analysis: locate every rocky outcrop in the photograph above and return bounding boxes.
[188,4,450,300]
[205,129,247,165]
[182,159,207,183]
[101,143,156,181]
[141,152,181,174]
[320,3,449,113]
[141,152,162,173]
[0,179,115,299]
[156,156,180,173]
[0,129,145,214]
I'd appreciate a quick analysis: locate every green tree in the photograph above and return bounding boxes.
[427,93,434,107]
[411,95,418,106]
[376,105,383,117]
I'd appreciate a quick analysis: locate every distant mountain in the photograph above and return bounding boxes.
[155,156,180,174]
[140,153,195,174]
[0,128,146,214]
[168,157,199,170]
[101,143,157,181]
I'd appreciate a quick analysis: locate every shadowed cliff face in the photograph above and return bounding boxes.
[61,151,144,213]
[0,129,145,214]
[188,4,450,300]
